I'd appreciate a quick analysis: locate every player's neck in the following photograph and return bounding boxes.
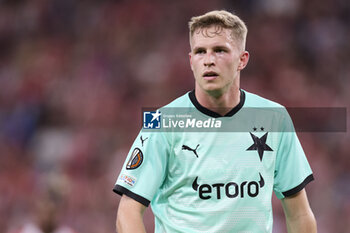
[195,83,241,116]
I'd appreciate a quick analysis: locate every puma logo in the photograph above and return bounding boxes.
[140,136,148,147]
[182,144,199,158]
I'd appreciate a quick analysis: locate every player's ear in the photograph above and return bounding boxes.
[238,51,249,71]
[189,52,194,71]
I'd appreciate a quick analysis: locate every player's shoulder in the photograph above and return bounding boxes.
[161,91,192,108]
[243,89,284,108]
[243,90,292,126]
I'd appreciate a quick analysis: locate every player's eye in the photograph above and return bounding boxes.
[215,48,226,53]
[195,49,206,54]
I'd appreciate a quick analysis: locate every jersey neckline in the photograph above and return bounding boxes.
[188,89,246,118]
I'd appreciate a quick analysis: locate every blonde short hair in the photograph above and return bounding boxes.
[188,10,248,50]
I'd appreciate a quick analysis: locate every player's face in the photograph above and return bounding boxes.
[189,26,249,95]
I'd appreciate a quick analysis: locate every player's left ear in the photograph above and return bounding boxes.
[237,51,249,71]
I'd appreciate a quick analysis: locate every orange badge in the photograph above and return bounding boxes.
[126,148,144,170]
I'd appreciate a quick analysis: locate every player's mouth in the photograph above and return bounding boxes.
[203,71,219,81]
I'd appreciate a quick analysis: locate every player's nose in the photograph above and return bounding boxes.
[203,52,215,67]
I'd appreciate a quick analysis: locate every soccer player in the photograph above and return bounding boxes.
[113,10,316,233]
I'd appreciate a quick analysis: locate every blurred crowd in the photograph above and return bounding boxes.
[0,0,349,232]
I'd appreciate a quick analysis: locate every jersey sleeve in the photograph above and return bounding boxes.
[113,130,170,206]
[273,110,314,199]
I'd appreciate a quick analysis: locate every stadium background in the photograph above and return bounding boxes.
[0,0,349,232]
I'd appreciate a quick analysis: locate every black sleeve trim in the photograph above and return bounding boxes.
[282,174,314,197]
[113,184,150,207]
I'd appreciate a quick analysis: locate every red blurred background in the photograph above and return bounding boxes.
[0,0,349,232]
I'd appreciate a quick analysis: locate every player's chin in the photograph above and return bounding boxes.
[201,84,225,95]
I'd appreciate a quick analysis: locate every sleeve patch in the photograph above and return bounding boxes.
[119,174,137,187]
[126,148,143,170]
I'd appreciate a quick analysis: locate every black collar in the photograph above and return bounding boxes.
[188,89,245,118]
